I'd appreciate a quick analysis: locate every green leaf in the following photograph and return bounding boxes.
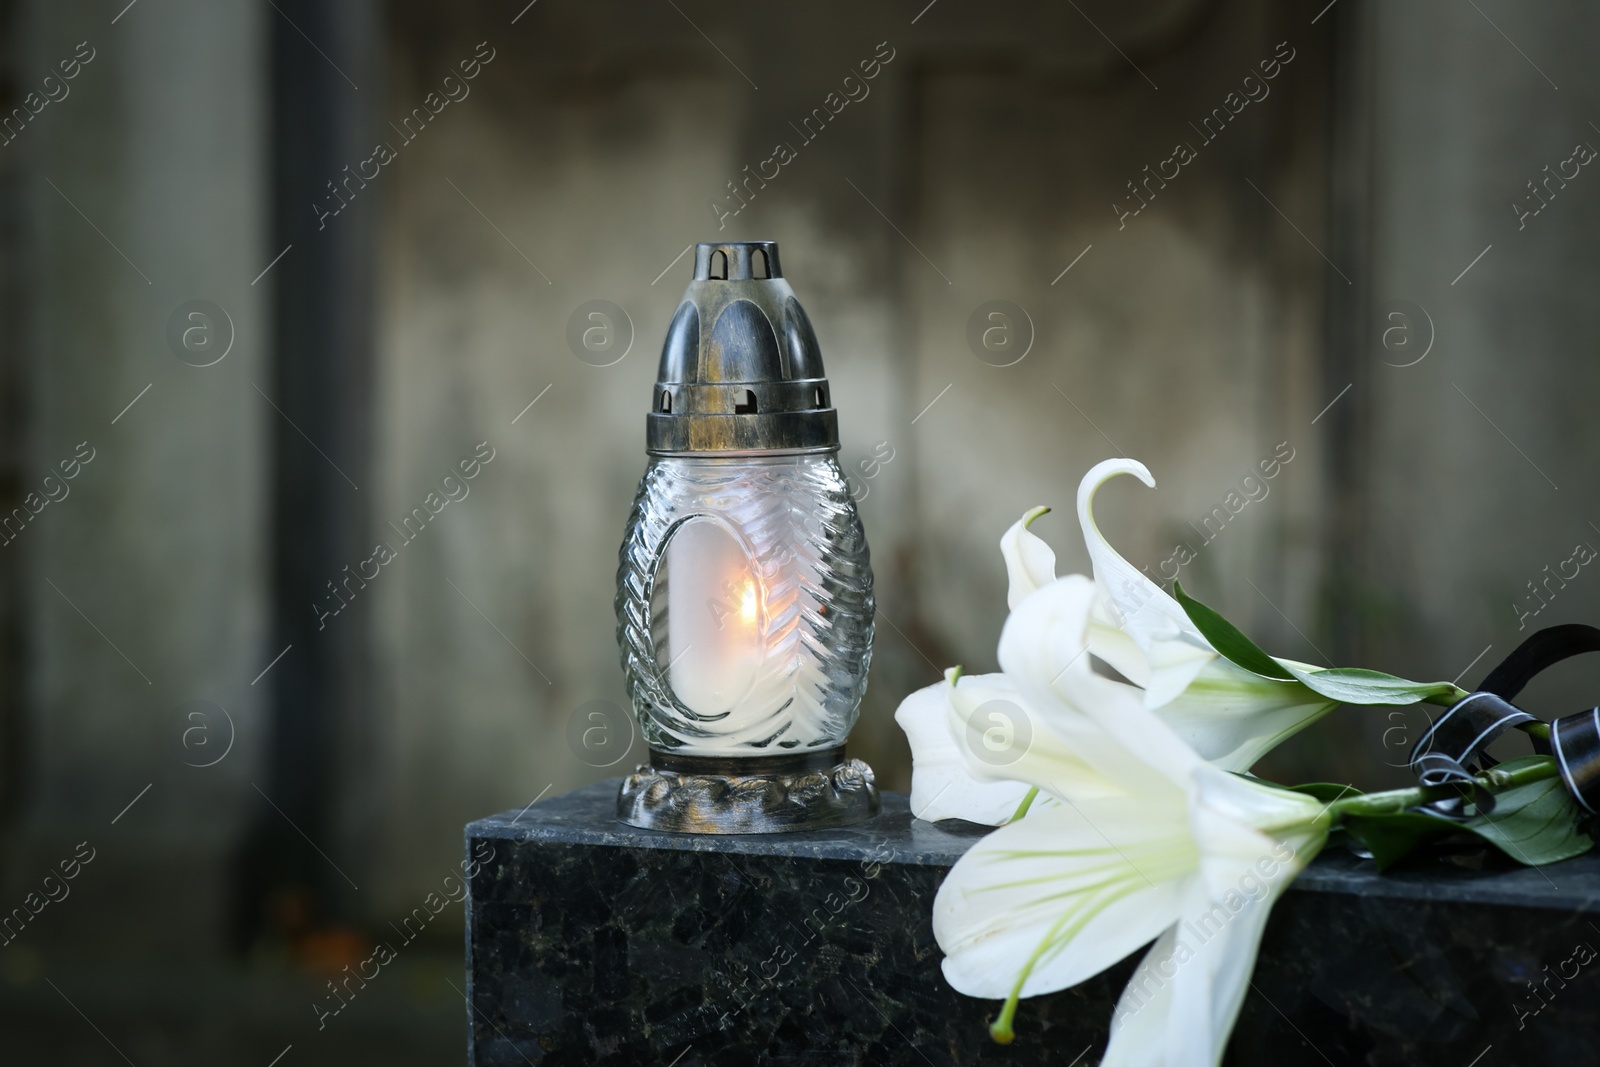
[1282,666,1465,707]
[1172,583,1291,680]
[1173,583,1464,707]
[1343,813,1459,872]
[1459,755,1593,866]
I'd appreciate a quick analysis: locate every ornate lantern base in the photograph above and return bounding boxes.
[616,748,879,834]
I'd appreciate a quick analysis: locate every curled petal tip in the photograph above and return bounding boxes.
[1082,457,1156,497]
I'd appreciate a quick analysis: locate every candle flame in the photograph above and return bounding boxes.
[739,580,758,625]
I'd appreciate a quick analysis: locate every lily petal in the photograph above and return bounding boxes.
[1164,887,1275,1067]
[1186,765,1329,879]
[1086,597,1154,688]
[946,670,1123,804]
[935,798,1191,1001]
[894,678,1034,825]
[1104,881,1276,1067]
[1001,506,1058,610]
[1077,459,1216,707]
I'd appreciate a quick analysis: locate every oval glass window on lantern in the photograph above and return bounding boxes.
[651,516,763,719]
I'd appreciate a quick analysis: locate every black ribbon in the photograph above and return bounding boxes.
[1551,709,1600,814]
[1408,624,1600,818]
[1479,623,1600,702]
[1408,693,1533,817]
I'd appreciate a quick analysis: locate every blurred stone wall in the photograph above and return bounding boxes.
[1351,0,1600,779]
[5,0,1600,941]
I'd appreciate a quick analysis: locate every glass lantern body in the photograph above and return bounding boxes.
[616,453,873,756]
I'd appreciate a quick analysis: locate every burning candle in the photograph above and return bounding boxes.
[614,241,879,833]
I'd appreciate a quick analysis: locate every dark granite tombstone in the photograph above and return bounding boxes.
[465,781,1600,1066]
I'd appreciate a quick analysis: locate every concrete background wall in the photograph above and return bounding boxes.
[1362,0,1600,711]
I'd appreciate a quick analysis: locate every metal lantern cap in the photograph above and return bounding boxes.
[646,241,839,456]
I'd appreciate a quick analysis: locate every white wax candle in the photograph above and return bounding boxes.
[665,517,763,717]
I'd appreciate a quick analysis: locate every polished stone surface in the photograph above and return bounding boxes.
[466,781,1600,1065]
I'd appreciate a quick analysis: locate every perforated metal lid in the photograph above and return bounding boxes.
[646,241,838,455]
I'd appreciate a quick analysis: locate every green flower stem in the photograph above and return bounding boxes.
[1521,721,1552,741]
[1326,756,1561,819]
[1425,685,1473,706]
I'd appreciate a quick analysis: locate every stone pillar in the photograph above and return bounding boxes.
[467,783,1600,1065]
[10,0,269,955]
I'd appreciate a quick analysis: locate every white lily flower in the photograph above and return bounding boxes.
[933,577,1331,1061]
[895,489,1333,829]
[997,463,1339,772]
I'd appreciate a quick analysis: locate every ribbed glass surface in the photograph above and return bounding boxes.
[616,454,873,755]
